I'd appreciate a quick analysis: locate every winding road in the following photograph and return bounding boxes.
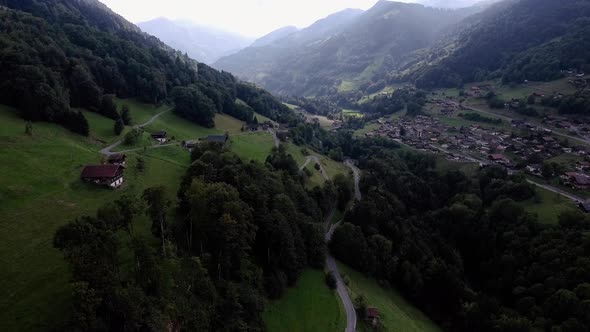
[344,160,362,201]
[324,215,357,332]
[99,109,170,156]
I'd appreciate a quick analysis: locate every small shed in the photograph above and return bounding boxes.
[151,131,167,143]
[107,153,127,166]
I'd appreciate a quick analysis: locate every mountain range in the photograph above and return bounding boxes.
[212,0,590,98]
[213,1,484,96]
[137,17,255,64]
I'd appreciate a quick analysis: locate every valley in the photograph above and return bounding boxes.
[1,0,590,332]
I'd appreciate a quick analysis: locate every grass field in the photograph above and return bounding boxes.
[114,98,171,126]
[263,269,346,332]
[229,131,276,163]
[0,105,189,332]
[342,109,364,118]
[215,113,246,134]
[285,143,309,166]
[79,110,119,143]
[355,122,380,137]
[522,186,578,224]
[337,263,442,332]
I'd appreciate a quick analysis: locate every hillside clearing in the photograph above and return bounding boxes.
[337,263,443,332]
[263,269,346,332]
[0,106,189,332]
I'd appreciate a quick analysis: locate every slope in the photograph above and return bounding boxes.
[215,1,478,97]
[408,0,590,88]
[138,17,254,64]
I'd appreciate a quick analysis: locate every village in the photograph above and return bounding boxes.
[360,103,590,203]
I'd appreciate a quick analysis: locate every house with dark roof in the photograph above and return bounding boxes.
[81,164,125,188]
[203,134,228,144]
[182,140,199,150]
[107,153,126,166]
[245,123,260,131]
[563,172,590,189]
[151,131,167,144]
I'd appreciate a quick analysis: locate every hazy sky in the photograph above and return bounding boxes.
[99,0,417,37]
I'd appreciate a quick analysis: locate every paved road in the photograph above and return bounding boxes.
[526,179,585,202]
[300,156,329,180]
[324,215,357,332]
[430,142,586,203]
[99,109,170,156]
[344,160,362,201]
[463,104,590,146]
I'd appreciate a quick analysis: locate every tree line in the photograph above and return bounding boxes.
[0,0,293,136]
[53,144,350,331]
[329,145,590,332]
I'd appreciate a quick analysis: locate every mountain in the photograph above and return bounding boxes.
[214,1,478,97]
[250,25,299,48]
[407,0,590,88]
[138,18,254,64]
[0,0,291,135]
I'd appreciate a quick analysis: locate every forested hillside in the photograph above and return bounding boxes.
[0,0,291,135]
[409,0,590,88]
[329,142,590,332]
[215,1,477,97]
[53,145,339,331]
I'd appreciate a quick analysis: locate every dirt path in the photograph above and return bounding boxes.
[99,109,170,156]
[300,156,329,180]
[268,128,280,148]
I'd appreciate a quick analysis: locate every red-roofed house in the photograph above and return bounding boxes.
[81,164,125,188]
[488,154,509,165]
[366,307,380,326]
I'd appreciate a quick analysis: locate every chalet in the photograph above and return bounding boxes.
[246,123,260,131]
[81,164,124,188]
[182,140,199,150]
[526,164,542,177]
[489,154,509,165]
[204,134,228,144]
[577,161,590,172]
[366,307,380,326]
[563,172,590,189]
[107,153,127,166]
[151,131,167,144]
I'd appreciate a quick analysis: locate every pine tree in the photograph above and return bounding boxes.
[114,118,125,136]
[121,105,132,125]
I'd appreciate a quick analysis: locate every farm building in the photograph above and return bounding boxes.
[107,153,126,166]
[366,307,380,326]
[81,164,125,188]
[204,134,229,144]
[151,131,167,143]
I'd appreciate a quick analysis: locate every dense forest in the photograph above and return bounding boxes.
[329,145,590,332]
[0,0,292,135]
[53,144,349,331]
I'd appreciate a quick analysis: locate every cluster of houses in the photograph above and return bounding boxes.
[361,113,590,181]
[81,130,234,189]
